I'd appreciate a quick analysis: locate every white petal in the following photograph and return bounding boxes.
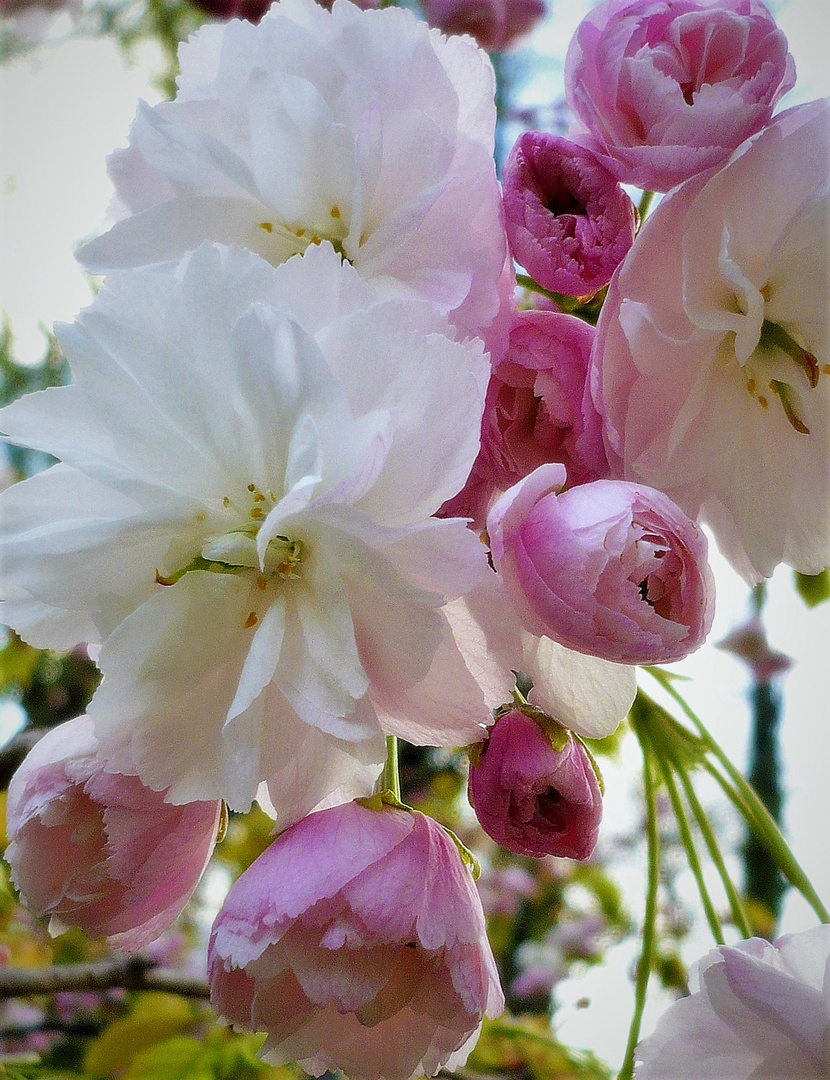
[525,636,636,740]
[77,196,282,272]
[0,465,176,646]
[318,304,488,525]
[259,701,385,829]
[227,594,287,723]
[371,612,490,746]
[90,571,267,808]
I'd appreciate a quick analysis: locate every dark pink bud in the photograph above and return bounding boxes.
[424,0,546,53]
[187,0,271,21]
[487,466,716,665]
[481,309,609,490]
[468,708,602,860]
[503,132,636,297]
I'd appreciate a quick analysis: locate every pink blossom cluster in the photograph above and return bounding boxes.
[2,0,827,1076]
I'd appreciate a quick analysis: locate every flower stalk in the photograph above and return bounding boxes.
[618,719,661,1080]
[646,667,830,924]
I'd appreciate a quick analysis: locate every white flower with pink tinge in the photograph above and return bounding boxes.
[0,242,491,818]
[209,799,504,1080]
[636,926,830,1078]
[76,0,506,342]
[592,99,830,581]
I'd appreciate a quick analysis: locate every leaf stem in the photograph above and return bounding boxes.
[654,748,724,943]
[700,755,830,925]
[382,735,401,802]
[646,668,830,924]
[637,189,655,225]
[618,725,661,1080]
[666,739,753,939]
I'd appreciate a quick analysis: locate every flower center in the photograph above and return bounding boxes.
[257,204,349,263]
[742,305,823,435]
[156,482,304,588]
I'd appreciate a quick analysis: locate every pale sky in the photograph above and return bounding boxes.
[1,0,828,1067]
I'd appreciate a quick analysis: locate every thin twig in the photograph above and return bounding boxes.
[0,958,210,1000]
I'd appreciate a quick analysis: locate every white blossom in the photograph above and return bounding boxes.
[77,0,506,341]
[0,243,490,816]
[592,99,830,581]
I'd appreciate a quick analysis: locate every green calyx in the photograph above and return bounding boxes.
[494,700,572,753]
[354,792,480,880]
[356,789,412,814]
[441,823,481,881]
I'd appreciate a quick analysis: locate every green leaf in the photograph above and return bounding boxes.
[0,636,40,695]
[794,568,830,608]
[629,691,707,772]
[83,994,193,1078]
[122,1037,213,1080]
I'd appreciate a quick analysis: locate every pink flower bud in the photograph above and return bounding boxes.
[487,465,715,664]
[209,800,504,1080]
[468,708,602,859]
[564,0,796,192]
[5,715,222,952]
[423,0,546,53]
[481,309,609,490]
[185,0,271,21]
[503,132,636,297]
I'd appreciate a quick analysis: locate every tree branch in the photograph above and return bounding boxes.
[0,957,210,999]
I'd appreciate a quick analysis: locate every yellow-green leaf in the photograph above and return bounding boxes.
[84,993,194,1078]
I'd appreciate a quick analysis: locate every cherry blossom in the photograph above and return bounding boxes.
[468,707,602,859]
[592,99,830,580]
[636,926,830,1079]
[6,715,221,952]
[76,0,506,341]
[502,132,636,296]
[0,242,491,814]
[209,799,504,1080]
[487,465,715,665]
[565,0,795,192]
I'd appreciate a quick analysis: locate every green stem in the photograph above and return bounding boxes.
[382,735,401,802]
[619,727,661,1080]
[646,668,830,924]
[654,749,724,943]
[668,745,753,939]
[637,189,655,226]
[515,273,563,304]
[700,756,830,925]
